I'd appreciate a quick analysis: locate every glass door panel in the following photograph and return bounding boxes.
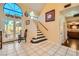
[15,20,22,39]
[4,19,14,42]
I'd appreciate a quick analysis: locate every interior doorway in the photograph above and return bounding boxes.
[61,5,79,50]
[62,17,79,50]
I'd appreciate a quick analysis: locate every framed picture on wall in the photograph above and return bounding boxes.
[45,9,55,22]
[26,20,30,25]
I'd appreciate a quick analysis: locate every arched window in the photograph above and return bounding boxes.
[3,3,23,17]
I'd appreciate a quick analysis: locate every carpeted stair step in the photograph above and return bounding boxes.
[31,38,47,43]
[37,31,42,33]
[36,36,45,39]
[37,33,43,36]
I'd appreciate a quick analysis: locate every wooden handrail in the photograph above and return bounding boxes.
[38,21,48,31]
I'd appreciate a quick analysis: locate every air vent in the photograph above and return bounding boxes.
[64,4,71,8]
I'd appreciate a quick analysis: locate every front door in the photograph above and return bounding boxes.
[4,19,22,42]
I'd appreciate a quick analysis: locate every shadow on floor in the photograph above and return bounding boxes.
[62,39,79,50]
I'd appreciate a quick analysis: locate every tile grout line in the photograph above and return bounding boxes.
[52,45,61,56]
[76,50,78,56]
[1,44,7,56]
[14,42,19,56]
[65,47,69,56]
[6,44,9,56]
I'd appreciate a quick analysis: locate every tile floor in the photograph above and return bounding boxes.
[0,40,79,56]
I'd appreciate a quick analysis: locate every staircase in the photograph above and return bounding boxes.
[31,30,47,43]
[30,20,47,43]
[31,29,47,43]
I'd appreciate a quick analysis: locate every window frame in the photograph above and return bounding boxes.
[3,3,23,17]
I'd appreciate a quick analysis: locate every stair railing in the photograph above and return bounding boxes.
[38,21,48,31]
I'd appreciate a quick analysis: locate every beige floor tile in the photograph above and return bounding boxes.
[0,40,78,56]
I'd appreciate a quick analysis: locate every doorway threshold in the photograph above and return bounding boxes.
[3,40,17,44]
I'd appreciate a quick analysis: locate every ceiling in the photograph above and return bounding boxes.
[26,3,46,16]
[61,5,79,17]
[27,4,79,17]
